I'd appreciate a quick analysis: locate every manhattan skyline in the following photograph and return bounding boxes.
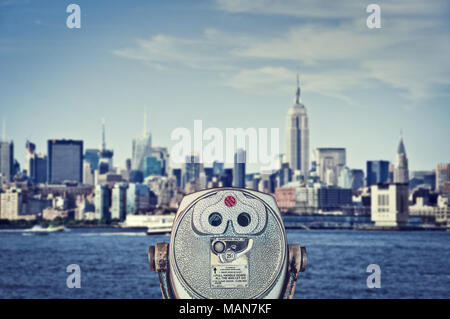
[1,0,449,173]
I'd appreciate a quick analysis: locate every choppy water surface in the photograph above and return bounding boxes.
[0,228,448,298]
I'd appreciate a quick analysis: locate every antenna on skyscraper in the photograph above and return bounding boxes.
[101,117,106,151]
[295,71,301,104]
[2,117,5,142]
[143,109,149,136]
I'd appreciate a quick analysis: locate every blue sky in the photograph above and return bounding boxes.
[1,0,449,173]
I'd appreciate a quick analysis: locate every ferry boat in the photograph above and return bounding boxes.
[121,214,175,235]
[23,225,65,235]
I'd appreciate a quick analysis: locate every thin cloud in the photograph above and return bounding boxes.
[215,0,448,18]
[114,1,450,105]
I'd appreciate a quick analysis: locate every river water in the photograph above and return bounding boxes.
[0,228,448,298]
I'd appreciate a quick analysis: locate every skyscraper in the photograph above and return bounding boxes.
[351,169,364,190]
[83,161,94,185]
[0,140,14,182]
[316,148,346,186]
[47,139,83,184]
[144,156,162,177]
[95,184,111,220]
[25,141,35,176]
[366,160,390,186]
[212,161,224,176]
[151,147,169,176]
[338,166,353,189]
[25,141,47,183]
[220,168,233,187]
[126,183,151,214]
[182,154,202,188]
[394,135,409,184]
[99,119,114,172]
[286,74,309,177]
[172,168,182,188]
[132,112,152,172]
[278,162,292,187]
[84,149,100,171]
[436,163,450,192]
[233,148,246,188]
[111,183,127,221]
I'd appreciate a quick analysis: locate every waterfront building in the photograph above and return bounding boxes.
[370,183,409,227]
[47,139,83,184]
[111,183,127,221]
[408,196,447,222]
[0,187,51,220]
[233,149,246,188]
[0,187,23,220]
[366,160,390,186]
[436,163,450,192]
[435,196,450,228]
[145,175,178,207]
[42,208,69,221]
[74,193,95,220]
[286,74,309,177]
[126,183,152,214]
[94,184,111,220]
[316,148,346,186]
[274,181,352,214]
[38,184,94,198]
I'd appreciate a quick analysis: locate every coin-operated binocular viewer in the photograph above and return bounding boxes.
[148,188,307,299]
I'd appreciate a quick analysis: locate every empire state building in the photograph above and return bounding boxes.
[286,75,309,177]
